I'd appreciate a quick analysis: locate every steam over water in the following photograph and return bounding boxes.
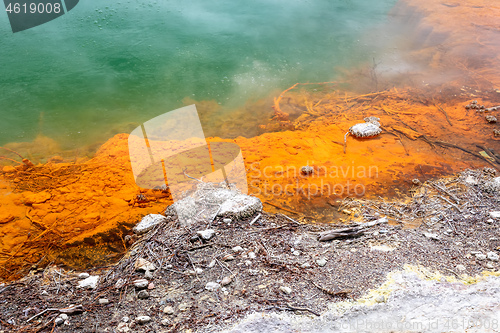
[0,0,397,150]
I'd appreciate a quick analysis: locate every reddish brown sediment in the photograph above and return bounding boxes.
[1,0,500,281]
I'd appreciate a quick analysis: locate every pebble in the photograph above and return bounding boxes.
[476,253,487,261]
[197,229,215,240]
[178,303,189,311]
[59,314,68,321]
[490,211,500,219]
[223,255,235,261]
[78,272,90,279]
[279,286,292,295]
[301,263,311,268]
[148,282,155,290]
[98,298,109,305]
[161,318,170,326]
[77,275,99,289]
[232,246,244,253]
[487,251,499,262]
[316,258,327,267]
[424,232,440,240]
[248,252,256,259]
[134,258,156,272]
[375,295,386,303]
[221,276,232,286]
[133,279,149,290]
[205,282,221,291]
[223,218,232,223]
[208,260,216,268]
[136,316,151,324]
[137,290,150,299]
[292,250,301,256]
[486,219,494,224]
[486,262,495,269]
[55,317,65,326]
[456,264,466,272]
[133,214,167,235]
[122,316,130,322]
[163,306,175,315]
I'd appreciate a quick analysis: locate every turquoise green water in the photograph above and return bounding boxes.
[0,0,397,151]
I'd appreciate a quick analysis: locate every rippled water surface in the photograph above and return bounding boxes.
[0,0,398,149]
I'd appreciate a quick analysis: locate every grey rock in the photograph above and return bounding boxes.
[137,290,150,299]
[456,264,466,271]
[55,317,65,326]
[133,214,167,234]
[161,318,170,326]
[59,314,68,320]
[133,279,149,289]
[78,272,90,279]
[375,295,386,303]
[205,282,221,291]
[218,194,263,220]
[122,316,130,323]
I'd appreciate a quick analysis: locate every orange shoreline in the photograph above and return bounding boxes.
[1,0,500,281]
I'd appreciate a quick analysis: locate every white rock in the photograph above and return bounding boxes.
[221,276,232,286]
[59,314,68,320]
[476,253,487,261]
[424,232,440,240]
[78,272,90,279]
[178,303,189,311]
[116,322,130,332]
[208,260,216,268]
[197,229,215,240]
[375,295,386,303]
[163,306,174,315]
[223,218,232,223]
[248,252,256,259]
[122,316,130,322]
[161,318,170,326]
[456,264,466,272]
[133,214,167,234]
[55,317,65,326]
[136,316,151,324]
[77,275,99,289]
[205,282,221,291]
[292,250,301,256]
[301,263,311,268]
[133,279,149,289]
[316,258,327,267]
[465,176,478,185]
[487,219,495,224]
[490,212,500,219]
[99,298,109,305]
[279,286,292,294]
[232,246,244,253]
[487,251,499,262]
[135,258,156,272]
